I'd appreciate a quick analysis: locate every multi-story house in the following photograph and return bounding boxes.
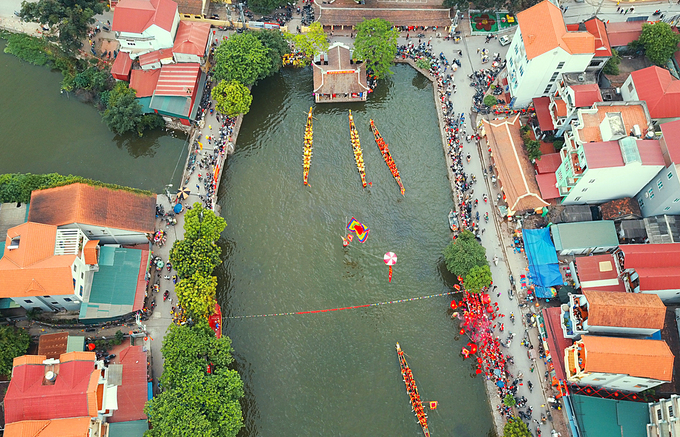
[618,243,680,303]
[555,101,665,204]
[564,335,674,392]
[622,66,680,124]
[546,72,602,136]
[647,395,680,437]
[505,0,597,108]
[560,289,665,340]
[112,0,180,59]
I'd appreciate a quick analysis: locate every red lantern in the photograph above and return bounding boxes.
[475,368,482,374]
[459,328,466,335]
[450,301,458,309]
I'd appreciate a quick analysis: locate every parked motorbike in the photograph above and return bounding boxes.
[163,290,170,301]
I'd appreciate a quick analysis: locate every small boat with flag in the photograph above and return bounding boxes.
[396,343,430,437]
[303,107,313,185]
[348,110,367,188]
[208,303,222,339]
[370,120,405,195]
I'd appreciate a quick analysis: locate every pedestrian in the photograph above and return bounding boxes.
[617,6,621,11]
[620,8,624,13]
[196,184,200,191]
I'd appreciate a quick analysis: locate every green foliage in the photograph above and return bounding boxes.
[170,238,222,279]
[639,22,680,66]
[465,265,493,293]
[353,18,398,79]
[627,39,645,56]
[102,82,163,136]
[213,33,271,86]
[115,330,125,343]
[416,58,430,70]
[254,29,290,78]
[503,394,516,407]
[183,203,227,243]
[175,273,218,320]
[211,80,253,117]
[20,0,106,54]
[0,326,30,378]
[483,94,497,107]
[521,128,542,161]
[443,230,488,280]
[145,321,244,437]
[286,22,329,59]
[3,33,52,66]
[552,138,565,152]
[0,173,152,203]
[503,416,532,437]
[246,0,288,14]
[602,48,621,75]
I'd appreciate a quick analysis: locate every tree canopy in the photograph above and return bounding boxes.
[20,0,106,53]
[170,237,222,279]
[244,0,287,14]
[102,82,164,136]
[0,326,30,378]
[443,230,488,280]
[352,18,398,79]
[174,273,218,320]
[287,22,329,59]
[464,265,493,293]
[254,29,290,79]
[211,80,253,117]
[183,203,227,243]
[503,416,532,437]
[639,22,680,66]
[213,33,271,86]
[145,321,244,437]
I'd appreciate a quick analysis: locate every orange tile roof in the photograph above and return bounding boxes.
[584,18,612,57]
[59,352,97,363]
[4,417,93,437]
[83,240,99,266]
[577,104,649,143]
[13,355,47,368]
[483,115,550,214]
[517,1,594,60]
[582,335,674,381]
[0,223,76,298]
[583,290,665,329]
[28,183,156,234]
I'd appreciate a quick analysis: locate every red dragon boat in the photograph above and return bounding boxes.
[208,303,222,339]
[370,120,405,195]
[396,343,430,437]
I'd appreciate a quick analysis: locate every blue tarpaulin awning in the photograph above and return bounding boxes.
[523,228,563,297]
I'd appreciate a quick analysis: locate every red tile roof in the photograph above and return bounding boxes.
[173,21,210,56]
[583,289,666,330]
[661,119,680,163]
[4,353,99,424]
[130,69,161,98]
[536,152,562,174]
[108,346,147,423]
[112,0,177,34]
[543,307,573,381]
[518,1,594,60]
[575,254,619,282]
[637,139,665,166]
[111,52,132,80]
[584,18,612,57]
[605,21,644,47]
[571,84,602,107]
[631,66,680,119]
[28,183,156,234]
[138,48,173,67]
[536,172,561,199]
[533,97,555,131]
[582,141,625,169]
[620,243,680,291]
[154,63,201,97]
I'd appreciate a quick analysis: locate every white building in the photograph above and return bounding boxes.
[112,0,180,59]
[555,102,665,204]
[560,289,665,340]
[505,0,596,108]
[648,395,680,437]
[565,335,674,392]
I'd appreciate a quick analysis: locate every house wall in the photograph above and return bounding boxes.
[117,16,178,59]
[562,162,664,205]
[621,75,639,102]
[11,293,81,312]
[588,325,659,337]
[647,395,680,437]
[174,52,201,64]
[506,29,594,108]
[60,223,150,245]
[141,60,162,70]
[577,371,665,392]
[641,289,680,304]
[636,165,680,217]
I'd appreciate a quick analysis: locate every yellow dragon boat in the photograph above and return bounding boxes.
[303,107,313,185]
[370,119,405,195]
[348,110,367,188]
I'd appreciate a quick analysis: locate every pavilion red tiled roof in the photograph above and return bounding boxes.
[130,69,161,98]
[173,21,210,56]
[112,0,177,34]
[631,66,680,120]
[111,52,132,80]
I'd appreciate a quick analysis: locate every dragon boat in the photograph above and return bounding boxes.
[396,343,431,437]
[303,107,313,185]
[348,110,367,188]
[369,120,405,195]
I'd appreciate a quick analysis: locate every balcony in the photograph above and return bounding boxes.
[54,229,85,256]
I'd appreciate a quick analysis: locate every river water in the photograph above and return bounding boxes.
[0,40,187,192]
[218,65,494,437]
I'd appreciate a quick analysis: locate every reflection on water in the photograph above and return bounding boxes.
[218,65,493,437]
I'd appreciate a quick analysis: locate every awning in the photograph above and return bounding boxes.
[524,228,563,290]
[536,173,561,200]
[533,97,555,131]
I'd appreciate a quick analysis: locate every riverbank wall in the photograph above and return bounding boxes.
[397,57,504,437]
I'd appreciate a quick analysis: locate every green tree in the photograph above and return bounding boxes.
[213,33,271,86]
[170,237,222,279]
[352,18,398,79]
[20,0,106,54]
[102,82,142,135]
[525,139,542,161]
[465,265,493,293]
[416,58,430,70]
[245,0,287,14]
[639,22,680,66]
[287,22,329,59]
[503,416,532,437]
[183,203,227,243]
[0,326,30,378]
[602,48,621,75]
[211,80,253,117]
[483,94,497,107]
[443,230,488,280]
[503,394,516,407]
[255,29,291,78]
[174,273,218,320]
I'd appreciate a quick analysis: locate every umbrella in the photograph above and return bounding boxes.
[384,252,397,283]
[173,203,183,214]
[176,187,191,201]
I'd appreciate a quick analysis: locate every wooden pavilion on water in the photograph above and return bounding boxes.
[312,42,369,103]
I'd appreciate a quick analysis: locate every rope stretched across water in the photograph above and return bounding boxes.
[226,291,458,319]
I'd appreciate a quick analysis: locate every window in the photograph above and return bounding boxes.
[51,302,58,305]
[634,384,648,389]
[509,58,513,67]
[556,61,565,69]
[519,66,524,76]
[515,45,519,55]
[43,295,50,298]
[581,188,588,192]
[669,171,674,180]
[73,278,76,288]
[550,72,559,82]
[79,285,84,296]
[24,300,33,303]
[81,272,84,279]
[658,409,663,420]
[588,60,602,67]
[589,179,596,183]
[649,188,655,199]
[665,206,671,211]
[674,198,680,203]
[638,198,645,208]
[73,265,77,272]
[628,82,634,93]
[669,405,674,417]
[574,196,581,201]
[658,180,663,190]
[64,298,72,302]
[544,85,552,94]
